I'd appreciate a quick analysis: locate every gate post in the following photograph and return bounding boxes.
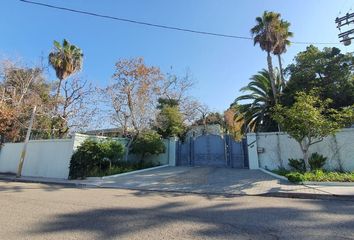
[247,133,259,169]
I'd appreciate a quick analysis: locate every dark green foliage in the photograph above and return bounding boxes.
[157,97,179,109]
[154,105,185,138]
[131,131,165,162]
[288,158,306,173]
[234,69,281,132]
[308,153,327,170]
[272,167,290,176]
[285,170,354,183]
[283,45,354,109]
[286,172,303,183]
[288,153,327,173]
[69,139,124,179]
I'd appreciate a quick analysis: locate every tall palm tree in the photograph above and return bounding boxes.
[273,20,293,87]
[251,11,282,103]
[234,69,281,133]
[48,39,83,100]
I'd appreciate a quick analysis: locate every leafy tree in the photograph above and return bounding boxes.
[154,103,185,138]
[69,139,124,179]
[273,92,354,171]
[130,131,165,164]
[0,61,54,142]
[283,46,354,109]
[224,106,244,140]
[273,19,293,86]
[234,69,281,132]
[0,102,16,142]
[49,39,83,100]
[251,11,283,103]
[193,112,224,126]
[156,97,179,109]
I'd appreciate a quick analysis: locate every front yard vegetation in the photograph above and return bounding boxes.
[272,152,354,183]
[69,139,158,179]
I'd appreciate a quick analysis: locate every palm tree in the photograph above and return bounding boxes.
[273,20,293,87]
[48,39,83,100]
[251,11,282,103]
[234,69,281,133]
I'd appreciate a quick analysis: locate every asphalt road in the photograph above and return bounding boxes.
[0,181,354,240]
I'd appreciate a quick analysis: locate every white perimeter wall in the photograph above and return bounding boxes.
[0,134,177,179]
[247,128,354,171]
[0,139,74,179]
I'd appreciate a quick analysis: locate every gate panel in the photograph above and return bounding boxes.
[176,139,191,166]
[229,139,244,168]
[193,135,226,167]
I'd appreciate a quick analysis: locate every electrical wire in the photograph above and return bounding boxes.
[19,0,340,45]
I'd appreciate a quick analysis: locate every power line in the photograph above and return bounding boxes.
[19,0,339,45]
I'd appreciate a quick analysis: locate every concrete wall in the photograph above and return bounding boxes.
[0,139,74,179]
[127,138,177,166]
[0,133,176,179]
[247,128,354,171]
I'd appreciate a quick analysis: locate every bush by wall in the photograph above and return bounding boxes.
[288,153,327,172]
[130,131,166,164]
[69,139,124,179]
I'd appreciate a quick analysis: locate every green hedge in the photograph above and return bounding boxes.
[274,169,354,183]
[69,139,125,179]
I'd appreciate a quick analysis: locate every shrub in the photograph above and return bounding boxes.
[288,158,306,173]
[272,167,290,176]
[286,172,304,183]
[286,170,354,183]
[69,139,125,179]
[130,131,165,164]
[308,153,327,170]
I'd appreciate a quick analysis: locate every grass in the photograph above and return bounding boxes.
[272,169,354,183]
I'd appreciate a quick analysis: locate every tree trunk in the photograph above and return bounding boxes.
[140,152,145,167]
[267,52,278,104]
[303,149,311,172]
[124,137,134,162]
[277,54,286,89]
[55,79,63,106]
[299,141,311,172]
[51,79,63,138]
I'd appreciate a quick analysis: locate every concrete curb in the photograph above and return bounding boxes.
[101,165,169,179]
[303,181,354,186]
[259,168,289,181]
[97,185,354,201]
[0,176,98,188]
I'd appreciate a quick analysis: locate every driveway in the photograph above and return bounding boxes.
[100,166,323,196]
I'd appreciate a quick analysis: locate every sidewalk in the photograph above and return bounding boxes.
[0,174,101,188]
[1,169,354,200]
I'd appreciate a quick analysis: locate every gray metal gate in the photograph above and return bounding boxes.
[176,134,248,168]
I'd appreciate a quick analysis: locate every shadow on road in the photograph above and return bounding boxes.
[27,195,354,240]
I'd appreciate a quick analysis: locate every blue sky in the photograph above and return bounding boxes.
[0,0,353,112]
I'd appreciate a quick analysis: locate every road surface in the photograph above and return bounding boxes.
[0,181,353,240]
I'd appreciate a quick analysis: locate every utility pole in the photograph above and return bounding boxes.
[16,105,37,178]
[336,12,354,46]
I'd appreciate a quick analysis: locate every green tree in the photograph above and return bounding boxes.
[49,39,83,100]
[234,69,281,132]
[283,45,354,109]
[156,97,179,109]
[130,131,165,164]
[273,92,354,171]
[154,104,185,138]
[273,20,293,86]
[251,11,282,103]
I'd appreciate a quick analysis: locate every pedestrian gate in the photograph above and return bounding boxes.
[176,134,249,168]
